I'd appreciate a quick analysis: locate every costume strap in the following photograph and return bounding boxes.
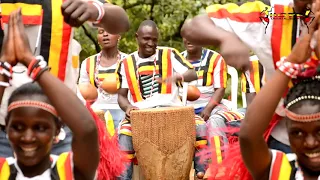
[8,100,58,117]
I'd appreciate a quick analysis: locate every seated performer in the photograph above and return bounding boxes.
[0,10,98,179]
[181,38,230,119]
[116,20,208,179]
[240,8,320,179]
[78,27,127,130]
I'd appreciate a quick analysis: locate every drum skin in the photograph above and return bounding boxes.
[130,106,196,180]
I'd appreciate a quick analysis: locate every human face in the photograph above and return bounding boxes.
[97,28,120,49]
[293,0,313,13]
[287,101,320,173]
[6,96,59,167]
[183,38,202,54]
[136,26,158,58]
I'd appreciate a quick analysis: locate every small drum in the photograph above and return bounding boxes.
[131,106,196,180]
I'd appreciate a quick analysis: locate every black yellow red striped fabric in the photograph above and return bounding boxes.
[0,152,73,179]
[121,48,173,103]
[241,60,265,93]
[1,0,72,82]
[270,151,294,180]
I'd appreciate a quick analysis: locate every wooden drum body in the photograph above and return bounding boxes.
[131,106,196,180]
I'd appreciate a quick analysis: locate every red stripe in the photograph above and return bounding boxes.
[123,59,137,102]
[166,49,172,93]
[57,20,72,81]
[271,5,284,68]
[138,70,160,75]
[121,126,132,131]
[271,152,283,180]
[0,158,6,170]
[2,15,42,25]
[208,11,262,23]
[218,55,225,87]
[64,153,73,180]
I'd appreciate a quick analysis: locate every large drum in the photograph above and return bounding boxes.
[131,106,196,180]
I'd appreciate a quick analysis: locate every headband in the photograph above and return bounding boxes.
[8,100,58,117]
[285,76,320,122]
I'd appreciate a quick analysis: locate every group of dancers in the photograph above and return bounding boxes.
[1,0,320,179]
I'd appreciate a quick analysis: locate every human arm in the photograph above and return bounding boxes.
[61,0,129,34]
[12,9,99,179]
[181,2,269,70]
[201,54,227,120]
[78,59,90,84]
[239,3,320,178]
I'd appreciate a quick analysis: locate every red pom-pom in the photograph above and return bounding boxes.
[86,102,127,180]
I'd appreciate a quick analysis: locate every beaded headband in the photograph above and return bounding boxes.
[7,100,58,117]
[285,76,320,122]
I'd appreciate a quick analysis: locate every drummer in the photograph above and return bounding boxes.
[78,27,127,130]
[116,20,208,179]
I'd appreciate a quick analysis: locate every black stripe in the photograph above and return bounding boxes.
[258,61,264,89]
[289,160,296,180]
[116,61,123,87]
[173,50,191,69]
[98,69,116,74]
[202,51,214,86]
[9,164,18,180]
[138,61,155,67]
[2,0,42,4]
[51,165,60,180]
[93,56,98,88]
[40,0,52,63]
[158,49,163,93]
[291,16,298,49]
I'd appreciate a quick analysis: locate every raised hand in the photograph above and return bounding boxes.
[289,1,320,64]
[61,0,98,27]
[11,8,33,66]
[0,9,17,66]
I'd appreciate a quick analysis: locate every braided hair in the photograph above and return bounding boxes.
[284,77,320,109]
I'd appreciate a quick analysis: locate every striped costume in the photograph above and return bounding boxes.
[206,0,299,148]
[269,150,315,180]
[78,52,127,130]
[180,49,230,113]
[0,152,73,180]
[116,47,208,178]
[241,55,266,94]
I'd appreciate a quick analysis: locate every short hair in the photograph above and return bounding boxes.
[137,20,158,32]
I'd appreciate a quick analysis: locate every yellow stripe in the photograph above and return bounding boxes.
[241,74,247,93]
[195,119,205,125]
[48,0,63,77]
[119,130,132,136]
[206,1,266,14]
[278,155,292,180]
[222,61,227,88]
[280,6,294,58]
[89,57,96,85]
[127,57,143,102]
[57,152,69,180]
[105,110,115,137]
[197,70,204,78]
[138,65,159,72]
[127,154,134,159]
[97,73,114,79]
[252,60,260,93]
[161,49,169,93]
[206,53,218,86]
[1,3,42,16]
[196,140,207,147]
[0,161,10,180]
[213,136,222,163]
